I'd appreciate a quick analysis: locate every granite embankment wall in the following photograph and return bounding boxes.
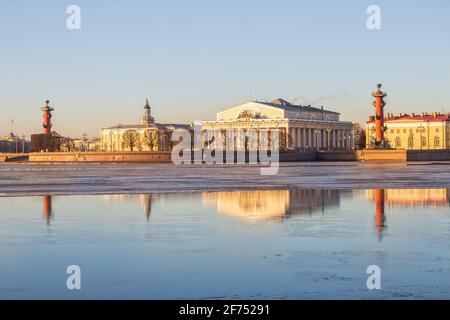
[279,150,318,162]
[282,150,409,162]
[355,150,407,162]
[9,150,450,163]
[0,153,29,162]
[29,152,172,163]
[317,151,356,161]
[354,150,450,162]
[407,150,450,161]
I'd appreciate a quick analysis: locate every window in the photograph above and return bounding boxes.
[395,137,401,148]
[435,136,441,148]
[391,129,394,133]
[421,136,427,148]
[403,129,407,134]
[416,129,420,133]
[397,129,400,133]
[408,136,414,149]
[436,128,440,133]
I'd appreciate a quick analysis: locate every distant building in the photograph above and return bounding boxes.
[72,136,101,152]
[366,112,450,150]
[0,133,30,153]
[352,123,365,150]
[100,99,189,152]
[202,98,353,150]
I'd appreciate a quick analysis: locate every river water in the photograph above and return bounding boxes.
[0,188,449,299]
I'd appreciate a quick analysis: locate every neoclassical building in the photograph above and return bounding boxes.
[202,99,353,150]
[366,112,450,150]
[100,100,189,152]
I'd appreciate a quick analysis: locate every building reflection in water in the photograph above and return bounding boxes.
[43,195,53,225]
[101,194,155,221]
[202,189,345,222]
[366,188,450,241]
[40,189,450,238]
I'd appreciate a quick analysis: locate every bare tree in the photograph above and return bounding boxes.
[122,130,140,151]
[143,129,159,151]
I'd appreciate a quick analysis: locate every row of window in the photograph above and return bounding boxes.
[390,128,441,134]
[394,136,441,148]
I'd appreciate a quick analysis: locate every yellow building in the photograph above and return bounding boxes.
[366,189,450,208]
[366,112,450,150]
[100,99,189,152]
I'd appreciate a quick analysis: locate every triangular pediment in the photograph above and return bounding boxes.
[216,101,285,121]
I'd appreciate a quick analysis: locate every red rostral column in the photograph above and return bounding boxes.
[41,100,54,134]
[372,84,387,146]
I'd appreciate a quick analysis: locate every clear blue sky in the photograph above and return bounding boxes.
[1,0,450,137]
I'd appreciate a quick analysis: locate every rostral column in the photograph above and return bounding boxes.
[372,84,387,146]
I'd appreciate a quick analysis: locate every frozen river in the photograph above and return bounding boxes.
[2,162,450,196]
[0,163,449,299]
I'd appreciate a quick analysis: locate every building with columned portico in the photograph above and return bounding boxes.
[202,98,353,150]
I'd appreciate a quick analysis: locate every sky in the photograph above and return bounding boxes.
[1,0,450,138]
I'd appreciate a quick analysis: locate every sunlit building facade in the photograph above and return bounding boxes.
[366,112,450,150]
[202,99,353,151]
[100,99,189,152]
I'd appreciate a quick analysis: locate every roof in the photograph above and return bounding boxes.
[256,98,340,114]
[217,98,340,115]
[102,123,189,130]
[367,113,450,124]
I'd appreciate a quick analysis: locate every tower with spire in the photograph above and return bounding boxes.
[139,98,155,125]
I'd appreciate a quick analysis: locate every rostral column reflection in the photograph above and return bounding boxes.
[374,189,386,241]
[367,188,450,240]
[43,195,53,225]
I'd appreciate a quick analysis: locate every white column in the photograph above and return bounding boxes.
[320,130,324,149]
[343,129,348,149]
[336,129,341,148]
[296,128,301,147]
[285,128,290,149]
[317,129,323,148]
[332,130,336,148]
[350,130,353,150]
[305,128,311,148]
[345,130,350,149]
[346,130,350,149]
[292,128,296,148]
[302,128,306,147]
